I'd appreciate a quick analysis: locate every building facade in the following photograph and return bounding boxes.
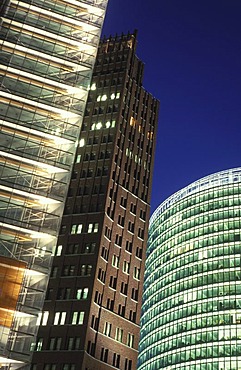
[0,0,108,368]
[138,168,241,370]
[31,32,159,370]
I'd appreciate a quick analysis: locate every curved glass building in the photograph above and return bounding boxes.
[138,168,241,370]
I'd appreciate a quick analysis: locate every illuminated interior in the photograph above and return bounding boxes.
[0,0,108,366]
[139,168,241,370]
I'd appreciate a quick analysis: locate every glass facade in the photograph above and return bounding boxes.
[0,0,108,368]
[138,168,241,370]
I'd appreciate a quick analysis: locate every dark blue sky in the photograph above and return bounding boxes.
[102,0,241,213]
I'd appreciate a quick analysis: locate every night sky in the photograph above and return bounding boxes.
[102,0,241,214]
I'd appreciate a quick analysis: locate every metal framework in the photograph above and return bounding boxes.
[0,0,108,367]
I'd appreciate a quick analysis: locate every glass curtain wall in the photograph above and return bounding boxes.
[138,168,241,370]
[0,0,108,368]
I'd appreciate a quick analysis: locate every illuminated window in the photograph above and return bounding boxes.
[90,83,96,90]
[127,333,134,348]
[83,242,96,254]
[72,311,84,325]
[133,267,140,280]
[105,121,111,128]
[42,311,49,326]
[103,322,112,336]
[71,224,82,234]
[80,264,92,276]
[88,223,99,233]
[36,338,43,351]
[130,117,137,126]
[53,312,66,326]
[76,154,81,163]
[112,255,119,268]
[79,138,85,147]
[36,311,49,326]
[54,245,62,256]
[115,328,123,343]
[110,93,115,100]
[96,122,102,129]
[76,288,88,300]
[123,261,130,274]
[101,94,107,101]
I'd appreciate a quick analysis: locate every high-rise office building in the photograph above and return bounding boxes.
[138,168,241,370]
[32,32,159,370]
[0,0,108,368]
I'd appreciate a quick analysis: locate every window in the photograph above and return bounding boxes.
[115,328,123,343]
[131,288,138,301]
[71,224,83,234]
[118,304,125,317]
[83,242,95,254]
[36,311,49,326]
[112,255,119,268]
[76,154,81,163]
[133,267,140,280]
[109,276,117,289]
[54,245,62,256]
[129,310,136,323]
[100,348,109,363]
[136,247,143,259]
[79,138,85,147]
[76,288,88,300]
[124,359,132,370]
[51,266,58,278]
[140,209,146,220]
[105,226,112,239]
[123,261,130,274]
[80,264,92,276]
[113,353,120,368]
[126,240,133,253]
[103,322,112,336]
[118,215,125,227]
[57,288,71,300]
[97,94,107,102]
[49,337,62,351]
[44,366,57,370]
[115,234,122,246]
[88,223,99,233]
[138,228,144,239]
[36,338,43,351]
[121,282,128,295]
[128,222,135,233]
[130,203,136,214]
[63,365,76,370]
[94,290,102,305]
[90,83,96,90]
[66,244,79,255]
[53,312,66,325]
[101,246,109,261]
[120,196,127,208]
[107,298,114,311]
[62,265,75,276]
[72,311,84,325]
[98,268,106,283]
[127,333,134,348]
